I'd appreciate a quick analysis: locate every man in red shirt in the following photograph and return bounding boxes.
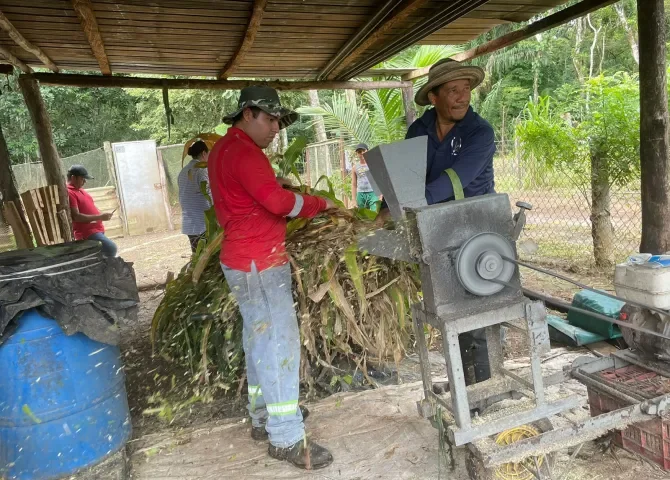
[67,165,116,256]
[209,86,334,470]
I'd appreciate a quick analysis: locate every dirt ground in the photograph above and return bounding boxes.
[114,231,668,480]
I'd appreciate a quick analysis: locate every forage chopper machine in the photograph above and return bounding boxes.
[358,136,670,479]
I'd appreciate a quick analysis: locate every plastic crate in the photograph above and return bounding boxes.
[586,364,670,470]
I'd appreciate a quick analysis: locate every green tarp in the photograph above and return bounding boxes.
[566,290,624,339]
[547,315,610,346]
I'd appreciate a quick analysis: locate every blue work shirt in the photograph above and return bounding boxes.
[406,106,496,205]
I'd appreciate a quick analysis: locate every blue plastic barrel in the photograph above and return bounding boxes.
[0,309,131,479]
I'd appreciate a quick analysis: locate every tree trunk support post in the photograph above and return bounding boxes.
[18,74,72,239]
[401,85,417,128]
[638,0,670,253]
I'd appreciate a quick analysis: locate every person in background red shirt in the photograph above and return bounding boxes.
[208,86,334,470]
[66,165,117,257]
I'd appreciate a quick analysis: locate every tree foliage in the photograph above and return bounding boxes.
[516,72,640,190]
[0,72,146,162]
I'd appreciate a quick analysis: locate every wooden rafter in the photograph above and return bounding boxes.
[402,0,619,81]
[71,0,111,75]
[0,46,32,73]
[29,73,412,91]
[0,11,58,72]
[318,0,404,80]
[219,0,268,79]
[326,0,430,80]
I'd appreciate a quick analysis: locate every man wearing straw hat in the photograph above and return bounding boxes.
[208,86,334,470]
[381,59,496,387]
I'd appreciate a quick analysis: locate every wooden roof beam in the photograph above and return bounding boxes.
[326,0,430,80]
[71,0,111,75]
[29,73,412,91]
[0,11,58,72]
[402,0,619,81]
[0,46,32,73]
[219,0,268,79]
[317,0,404,80]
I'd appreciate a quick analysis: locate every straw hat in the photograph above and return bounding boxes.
[414,59,485,106]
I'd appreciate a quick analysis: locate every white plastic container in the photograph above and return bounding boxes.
[614,263,670,309]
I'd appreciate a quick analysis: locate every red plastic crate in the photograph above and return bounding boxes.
[586,364,670,471]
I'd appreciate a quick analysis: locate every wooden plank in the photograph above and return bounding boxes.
[2,201,32,249]
[21,189,47,246]
[327,0,430,80]
[44,185,62,243]
[29,72,413,90]
[36,187,56,244]
[0,10,59,71]
[31,188,53,245]
[71,0,111,75]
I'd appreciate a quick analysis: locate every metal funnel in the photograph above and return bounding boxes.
[363,136,428,220]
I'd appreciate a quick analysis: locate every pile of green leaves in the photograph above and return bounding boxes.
[151,180,419,395]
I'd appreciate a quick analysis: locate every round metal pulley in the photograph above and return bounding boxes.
[456,232,516,296]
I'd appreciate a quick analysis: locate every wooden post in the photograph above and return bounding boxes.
[638,0,670,253]
[0,120,33,244]
[18,74,72,237]
[401,84,417,127]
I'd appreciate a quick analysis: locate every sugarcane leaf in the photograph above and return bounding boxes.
[388,286,407,330]
[344,243,367,312]
[355,207,378,221]
[192,230,224,283]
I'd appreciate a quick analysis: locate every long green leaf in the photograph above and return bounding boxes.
[344,244,367,313]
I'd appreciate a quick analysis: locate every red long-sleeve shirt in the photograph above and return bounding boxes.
[208,127,327,272]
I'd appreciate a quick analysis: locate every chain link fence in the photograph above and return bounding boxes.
[304,139,354,206]
[303,138,641,265]
[496,141,641,264]
[12,148,113,193]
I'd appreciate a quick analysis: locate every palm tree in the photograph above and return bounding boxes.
[297,45,462,147]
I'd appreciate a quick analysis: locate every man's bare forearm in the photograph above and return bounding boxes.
[71,210,103,223]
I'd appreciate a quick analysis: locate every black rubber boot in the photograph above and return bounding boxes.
[268,438,333,470]
[251,406,309,441]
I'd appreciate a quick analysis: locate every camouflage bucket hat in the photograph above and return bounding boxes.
[223,85,298,129]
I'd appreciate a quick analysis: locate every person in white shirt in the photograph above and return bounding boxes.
[177,140,210,252]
